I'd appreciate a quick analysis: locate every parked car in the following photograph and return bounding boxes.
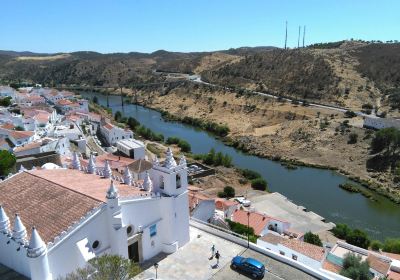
[231,256,265,279]
[234,197,251,207]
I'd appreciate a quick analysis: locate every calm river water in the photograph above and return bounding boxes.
[82,92,400,240]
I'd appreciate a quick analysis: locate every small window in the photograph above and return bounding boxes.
[150,224,157,237]
[292,254,298,261]
[176,173,181,189]
[279,251,285,256]
[160,176,164,189]
[92,240,100,250]
[127,225,133,236]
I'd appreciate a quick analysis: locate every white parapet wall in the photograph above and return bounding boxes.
[189,218,350,280]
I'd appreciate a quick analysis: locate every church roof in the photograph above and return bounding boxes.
[0,169,144,243]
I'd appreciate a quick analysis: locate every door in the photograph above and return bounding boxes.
[128,241,139,262]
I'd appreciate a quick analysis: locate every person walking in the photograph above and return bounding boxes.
[211,244,215,258]
[215,251,220,267]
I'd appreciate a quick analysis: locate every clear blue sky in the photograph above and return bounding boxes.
[1,0,399,53]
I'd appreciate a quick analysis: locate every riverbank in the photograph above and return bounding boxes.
[120,85,400,204]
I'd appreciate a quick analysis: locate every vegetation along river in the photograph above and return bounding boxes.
[82,92,400,241]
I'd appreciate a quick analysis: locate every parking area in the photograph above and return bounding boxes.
[134,226,317,280]
[249,192,335,234]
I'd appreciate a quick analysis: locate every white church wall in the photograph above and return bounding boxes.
[0,233,31,278]
[47,209,110,279]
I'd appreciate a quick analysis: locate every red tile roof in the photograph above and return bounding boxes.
[232,210,272,235]
[9,130,35,140]
[0,123,15,130]
[367,253,391,275]
[188,192,213,211]
[281,238,325,262]
[57,99,73,106]
[103,123,114,130]
[322,260,342,274]
[215,198,239,211]
[0,171,101,243]
[388,270,400,280]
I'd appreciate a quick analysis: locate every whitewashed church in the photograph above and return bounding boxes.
[0,148,189,279]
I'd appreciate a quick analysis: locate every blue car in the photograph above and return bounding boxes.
[231,256,265,279]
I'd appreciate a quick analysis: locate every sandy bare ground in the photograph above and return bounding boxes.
[15,53,71,61]
[130,86,400,201]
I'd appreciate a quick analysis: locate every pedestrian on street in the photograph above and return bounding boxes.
[215,251,220,267]
[211,244,215,258]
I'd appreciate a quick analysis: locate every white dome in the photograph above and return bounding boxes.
[41,163,61,170]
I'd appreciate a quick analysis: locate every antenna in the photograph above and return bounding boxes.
[298,25,301,48]
[302,25,306,48]
[284,21,288,49]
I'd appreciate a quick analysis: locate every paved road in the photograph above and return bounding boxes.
[134,226,317,280]
[171,72,378,119]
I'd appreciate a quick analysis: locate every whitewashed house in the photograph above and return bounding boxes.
[0,148,189,280]
[116,139,145,159]
[13,137,70,157]
[258,233,326,270]
[0,86,16,100]
[100,120,133,146]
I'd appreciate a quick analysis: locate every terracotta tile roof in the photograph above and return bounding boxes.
[215,198,239,210]
[388,270,400,280]
[259,233,286,245]
[383,252,400,261]
[232,209,272,235]
[29,169,144,202]
[103,123,114,130]
[0,123,15,130]
[188,192,213,211]
[0,171,101,243]
[322,260,342,274]
[80,153,136,172]
[367,253,391,275]
[9,130,35,140]
[281,238,326,262]
[57,99,73,106]
[14,141,42,152]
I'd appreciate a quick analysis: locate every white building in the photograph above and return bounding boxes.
[13,137,70,157]
[117,139,146,159]
[0,86,16,100]
[100,120,133,146]
[364,116,400,130]
[257,233,326,271]
[0,148,189,280]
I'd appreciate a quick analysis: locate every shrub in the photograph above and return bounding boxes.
[370,240,383,251]
[345,110,357,118]
[250,178,268,191]
[166,137,180,145]
[348,133,358,144]
[340,253,371,280]
[0,150,16,177]
[383,238,400,253]
[178,140,191,152]
[0,97,12,107]
[223,186,235,198]
[304,232,323,247]
[240,168,262,180]
[332,223,351,239]
[345,229,370,249]
[114,111,122,122]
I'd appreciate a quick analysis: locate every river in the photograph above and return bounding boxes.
[82,92,400,240]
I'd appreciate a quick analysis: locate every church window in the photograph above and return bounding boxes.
[127,225,133,236]
[92,240,100,250]
[160,176,164,189]
[176,173,181,189]
[150,224,157,237]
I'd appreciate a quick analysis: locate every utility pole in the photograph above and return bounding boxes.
[120,86,124,107]
[303,25,306,48]
[284,21,288,50]
[298,25,301,48]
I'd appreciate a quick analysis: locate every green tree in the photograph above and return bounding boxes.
[371,127,400,155]
[0,150,16,177]
[178,140,191,153]
[0,97,12,107]
[15,126,24,131]
[92,96,98,104]
[114,111,123,122]
[203,148,216,165]
[222,154,232,167]
[340,253,371,280]
[250,178,268,191]
[332,223,351,239]
[383,238,400,253]
[370,240,383,251]
[345,229,370,249]
[214,152,224,166]
[303,231,323,247]
[62,254,141,280]
[348,133,358,144]
[223,186,235,198]
[127,117,140,130]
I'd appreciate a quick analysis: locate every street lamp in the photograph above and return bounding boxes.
[154,262,159,279]
[247,211,251,248]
